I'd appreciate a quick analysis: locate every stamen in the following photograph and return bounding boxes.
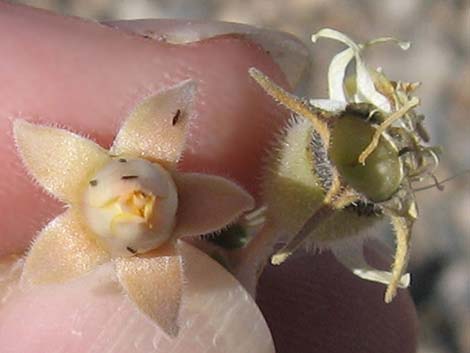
[358,97,420,165]
[427,148,441,174]
[413,170,470,192]
[429,173,445,191]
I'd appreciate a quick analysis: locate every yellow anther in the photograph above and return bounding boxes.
[107,191,157,233]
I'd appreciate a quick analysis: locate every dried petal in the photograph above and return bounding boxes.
[327,48,354,102]
[331,241,410,290]
[312,28,410,112]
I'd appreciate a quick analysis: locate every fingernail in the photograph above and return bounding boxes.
[104,19,310,88]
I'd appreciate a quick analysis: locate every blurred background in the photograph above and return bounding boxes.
[9,1,470,352]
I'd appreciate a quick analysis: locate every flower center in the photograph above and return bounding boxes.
[82,158,178,257]
[109,190,156,231]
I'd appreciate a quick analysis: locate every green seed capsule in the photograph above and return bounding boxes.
[329,112,403,202]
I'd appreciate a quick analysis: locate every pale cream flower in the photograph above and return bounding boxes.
[13,80,254,337]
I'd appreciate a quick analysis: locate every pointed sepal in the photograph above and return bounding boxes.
[13,119,110,203]
[172,173,255,237]
[21,208,110,286]
[114,250,183,337]
[110,80,197,167]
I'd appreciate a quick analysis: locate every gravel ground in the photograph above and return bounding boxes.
[8,1,470,352]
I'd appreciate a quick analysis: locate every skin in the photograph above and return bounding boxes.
[0,3,417,353]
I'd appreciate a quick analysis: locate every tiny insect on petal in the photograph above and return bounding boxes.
[110,80,197,168]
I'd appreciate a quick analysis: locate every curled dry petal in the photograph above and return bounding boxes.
[309,99,347,112]
[13,119,110,204]
[326,47,354,102]
[331,240,410,290]
[172,173,255,237]
[110,80,197,168]
[21,208,110,286]
[115,249,183,337]
[312,28,410,112]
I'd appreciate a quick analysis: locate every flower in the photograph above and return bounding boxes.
[246,29,438,303]
[13,80,254,337]
[309,28,411,113]
[309,28,424,166]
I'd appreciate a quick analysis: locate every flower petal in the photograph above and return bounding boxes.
[311,28,359,49]
[172,173,255,237]
[110,80,197,168]
[312,28,412,113]
[331,240,410,290]
[354,56,392,112]
[326,47,354,102]
[309,99,348,112]
[13,119,110,203]
[114,251,183,337]
[21,208,110,286]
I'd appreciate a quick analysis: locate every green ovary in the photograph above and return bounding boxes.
[329,114,403,202]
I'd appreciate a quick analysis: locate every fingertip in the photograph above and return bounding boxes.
[257,250,418,353]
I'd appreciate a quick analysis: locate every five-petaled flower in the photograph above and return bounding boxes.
[13,80,254,337]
